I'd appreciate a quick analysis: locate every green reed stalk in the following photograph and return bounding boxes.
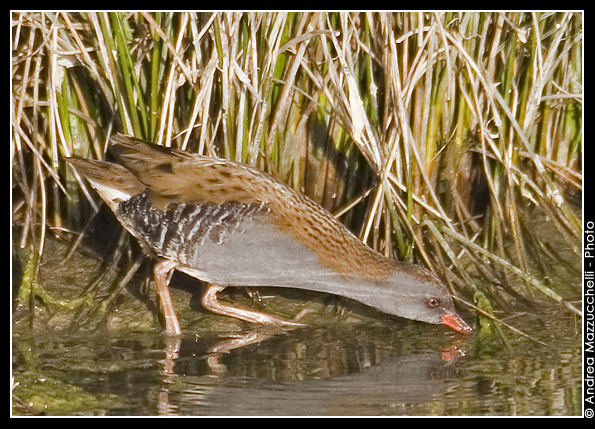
[11,12,583,334]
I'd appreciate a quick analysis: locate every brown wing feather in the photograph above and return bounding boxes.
[66,158,145,211]
[109,134,259,208]
[108,134,396,279]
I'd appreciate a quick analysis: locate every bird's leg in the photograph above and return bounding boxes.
[153,259,182,336]
[201,284,310,328]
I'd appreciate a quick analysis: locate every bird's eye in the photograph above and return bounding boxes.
[427,297,440,308]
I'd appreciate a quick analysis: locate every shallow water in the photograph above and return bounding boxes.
[12,230,582,416]
[12,301,581,415]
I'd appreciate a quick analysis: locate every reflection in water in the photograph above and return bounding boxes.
[12,308,582,416]
[173,352,453,415]
[156,336,181,415]
[154,325,463,416]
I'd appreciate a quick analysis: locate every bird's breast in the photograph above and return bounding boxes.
[115,193,340,287]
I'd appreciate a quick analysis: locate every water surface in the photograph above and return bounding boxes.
[11,231,582,416]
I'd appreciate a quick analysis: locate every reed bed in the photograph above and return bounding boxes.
[11,12,583,334]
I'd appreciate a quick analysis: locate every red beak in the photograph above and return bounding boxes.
[441,312,473,334]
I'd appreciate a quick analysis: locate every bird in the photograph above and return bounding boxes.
[66,133,472,337]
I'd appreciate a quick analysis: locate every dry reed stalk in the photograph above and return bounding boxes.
[11,11,583,331]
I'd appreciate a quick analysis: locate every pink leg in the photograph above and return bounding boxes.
[154,259,182,336]
[201,284,310,328]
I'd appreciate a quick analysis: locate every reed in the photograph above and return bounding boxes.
[11,12,583,330]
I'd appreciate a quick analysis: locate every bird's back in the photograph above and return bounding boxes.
[68,134,398,287]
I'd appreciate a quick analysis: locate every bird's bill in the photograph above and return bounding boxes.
[441,312,473,334]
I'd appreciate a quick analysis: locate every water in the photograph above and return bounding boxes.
[11,232,582,416]
[12,304,581,415]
